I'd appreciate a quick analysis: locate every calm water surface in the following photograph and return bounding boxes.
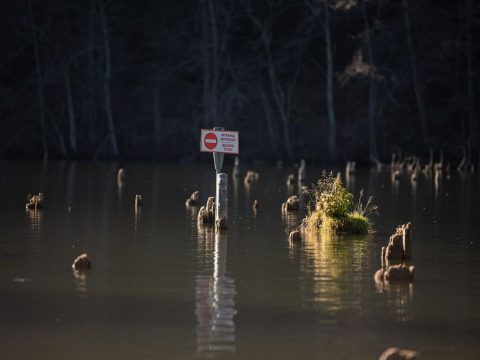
[0,160,479,359]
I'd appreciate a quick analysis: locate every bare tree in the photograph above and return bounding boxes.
[152,84,162,151]
[465,0,478,161]
[245,0,295,160]
[28,0,48,160]
[65,65,77,153]
[306,0,338,160]
[99,0,119,156]
[402,0,428,143]
[360,0,378,162]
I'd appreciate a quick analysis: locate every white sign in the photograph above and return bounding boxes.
[200,129,239,154]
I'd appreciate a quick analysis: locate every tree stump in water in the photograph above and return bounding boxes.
[382,222,412,262]
[185,191,199,207]
[72,253,92,270]
[197,196,215,225]
[282,195,300,212]
[26,193,44,210]
[374,264,414,282]
[288,230,302,244]
[378,347,420,360]
[244,170,259,185]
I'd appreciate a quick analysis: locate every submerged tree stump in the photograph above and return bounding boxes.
[345,161,356,174]
[378,347,420,360]
[375,264,415,282]
[215,216,228,231]
[286,174,296,186]
[382,222,412,262]
[244,170,259,185]
[298,159,306,183]
[72,253,92,270]
[288,230,302,244]
[232,156,240,178]
[376,222,414,283]
[117,168,125,183]
[197,196,215,225]
[135,194,143,207]
[185,191,200,207]
[282,195,300,212]
[26,193,44,210]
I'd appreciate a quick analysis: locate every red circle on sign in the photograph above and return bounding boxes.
[204,132,217,150]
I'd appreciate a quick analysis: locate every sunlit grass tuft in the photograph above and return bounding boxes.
[300,171,377,235]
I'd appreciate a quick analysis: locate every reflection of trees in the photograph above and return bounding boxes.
[195,229,237,355]
[299,232,369,316]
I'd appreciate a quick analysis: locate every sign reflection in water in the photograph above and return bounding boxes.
[195,226,237,355]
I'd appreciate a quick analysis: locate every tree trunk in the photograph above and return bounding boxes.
[402,0,428,143]
[86,0,96,153]
[152,85,161,152]
[466,0,478,161]
[99,0,119,156]
[324,0,337,161]
[259,84,281,160]
[65,67,77,154]
[245,6,294,160]
[28,0,48,160]
[360,0,379,162]
[208,0,219,126]
[201,0,211,128]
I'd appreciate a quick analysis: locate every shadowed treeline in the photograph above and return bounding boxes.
[1,0,478,163]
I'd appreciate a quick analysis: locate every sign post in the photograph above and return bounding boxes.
[212,127,224,174]
[200,128,239,231]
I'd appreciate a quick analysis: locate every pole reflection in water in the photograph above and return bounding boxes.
[26,209,42,253]
[195,227,237,355]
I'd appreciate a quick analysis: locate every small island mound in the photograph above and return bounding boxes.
[300,171,377,235]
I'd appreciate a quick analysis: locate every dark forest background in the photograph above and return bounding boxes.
[1,0,479,164]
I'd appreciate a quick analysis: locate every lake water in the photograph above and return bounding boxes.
[0,160,479,359]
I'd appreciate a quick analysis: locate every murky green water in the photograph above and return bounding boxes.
[0,160,479,359]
